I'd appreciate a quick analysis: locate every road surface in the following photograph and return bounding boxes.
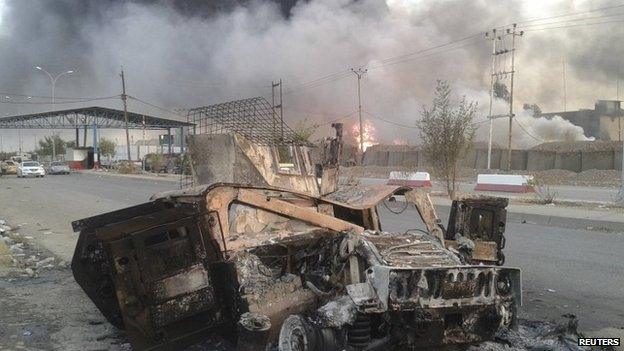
[0,172,622,341]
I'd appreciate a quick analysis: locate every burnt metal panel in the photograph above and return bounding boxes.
[446,196,508,247]
[322,185,407,210]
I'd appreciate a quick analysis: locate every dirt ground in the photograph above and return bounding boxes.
[0,269,129,351]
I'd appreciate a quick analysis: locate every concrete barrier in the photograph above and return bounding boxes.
[527,150,555,171]
[554,152,582,172]
[581,151,614,170]
[387,171,432,187]
[474,174,535,193]
[501,150,529,170]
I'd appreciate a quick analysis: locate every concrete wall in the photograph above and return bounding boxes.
[361,145,623,172]
[554,152,582,172]
[474,149,503,169]
[581,151,614,170]
[526,150,556,171]
[500,150,528,170]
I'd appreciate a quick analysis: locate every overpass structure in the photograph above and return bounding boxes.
[0,106,194,157]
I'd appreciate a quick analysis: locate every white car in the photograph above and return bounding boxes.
[47,161,71,175]
[17,161,46,178]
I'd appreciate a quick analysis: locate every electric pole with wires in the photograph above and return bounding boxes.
[120,68,132,162]
[487,24,523,171]
[351,67,367,165]
[485,28,500,170]
[505,24,523,171]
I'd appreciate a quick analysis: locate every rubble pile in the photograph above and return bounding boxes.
[0,218,64,278]
[471,315,610,351]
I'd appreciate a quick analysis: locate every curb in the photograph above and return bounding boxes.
[76,170,180,183]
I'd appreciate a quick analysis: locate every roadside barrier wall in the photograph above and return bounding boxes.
[361,146,622,171]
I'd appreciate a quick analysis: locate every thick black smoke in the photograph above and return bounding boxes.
[0,0,621,150]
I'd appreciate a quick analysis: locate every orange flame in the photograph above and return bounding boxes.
[352,120,377,152]
[393,138,408,145]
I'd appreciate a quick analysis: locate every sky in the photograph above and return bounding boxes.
[0,0,622,152]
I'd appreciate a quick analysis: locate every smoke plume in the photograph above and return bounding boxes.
[0,0,621,150]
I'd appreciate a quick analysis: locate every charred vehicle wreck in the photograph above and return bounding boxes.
[71,97,520,351]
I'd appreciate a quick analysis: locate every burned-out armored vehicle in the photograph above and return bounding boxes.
[71,98,520,351]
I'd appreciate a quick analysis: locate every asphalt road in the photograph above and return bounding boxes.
[0,172,177,261]
[0,172,622,337]
[378,203,624,335]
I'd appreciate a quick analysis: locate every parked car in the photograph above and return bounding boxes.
[17,161,46,178]
[1,160,18,175]
[47,161,71,175]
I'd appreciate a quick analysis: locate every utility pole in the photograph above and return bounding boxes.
[617,62,621,142]
[505,24,523,171]
[485,29,499,170]
[271,80,284,142]
[619,140,624,203]
[563,58,567,111]
[120,68,132,162]
[351,67,367,165]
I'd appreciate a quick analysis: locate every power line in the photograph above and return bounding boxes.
[126,95,186,118]
[369,34,481,69]
[284,36,482,96]
[513,118,546,142]
[368,40,481,71]
[508,2,624,27]
[523,18,624,32]
[517,11,624,29]
[362,110,417,128]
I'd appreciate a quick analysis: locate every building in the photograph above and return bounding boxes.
[537,100,623,141]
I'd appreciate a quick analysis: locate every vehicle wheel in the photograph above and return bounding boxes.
[278,315,319,351]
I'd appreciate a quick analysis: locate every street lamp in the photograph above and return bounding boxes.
[35,66,74,104]
[35,66,74,161]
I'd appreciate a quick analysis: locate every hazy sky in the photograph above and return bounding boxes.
[0,0,621,151]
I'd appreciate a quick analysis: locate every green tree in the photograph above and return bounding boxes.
[36,135,66,156]
[99,137,116,158]
[522,103,542,116]
[293,120,319,142]
[146,153,165,172]
[0,151,17,161]
[418,80,477,198]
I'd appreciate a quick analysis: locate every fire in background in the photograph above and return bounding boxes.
[352,120,378,152]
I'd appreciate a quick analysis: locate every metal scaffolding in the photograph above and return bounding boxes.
[187,97,301,145]
[180,97,306,188]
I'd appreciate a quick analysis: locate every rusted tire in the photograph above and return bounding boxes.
[278,315,317,351]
